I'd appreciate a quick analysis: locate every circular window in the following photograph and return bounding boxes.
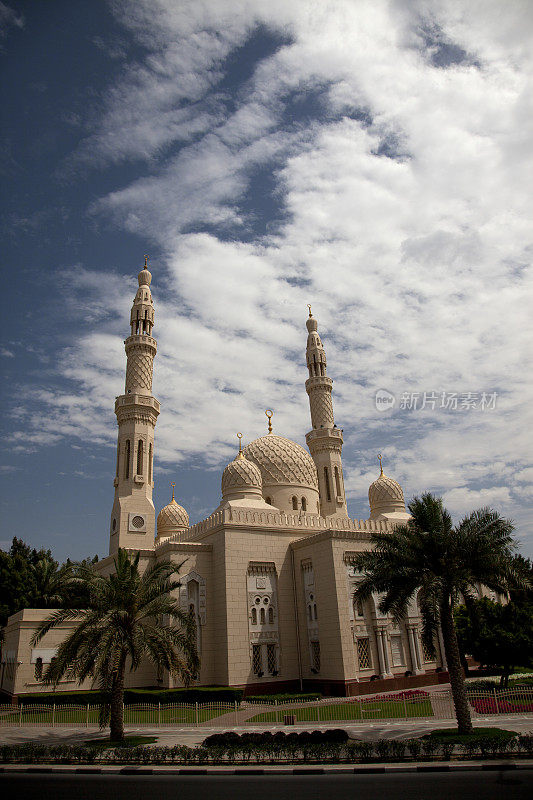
[263,598,269,604]
[255,597,261,604]
[310,593,314,601]
[131,515,145,529]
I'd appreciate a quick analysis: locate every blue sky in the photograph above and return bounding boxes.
[1,0,532,562]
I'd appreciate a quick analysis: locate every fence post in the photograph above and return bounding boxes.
[275,699,279,725]
[86,704,89,728]
[19,703,22,727]
[403,694,407,720]
[316,703,320,723]
[195,702,199,726]
[493,687,500,715]
[52,703,55,728]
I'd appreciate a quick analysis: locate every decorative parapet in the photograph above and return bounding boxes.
[165,506,393,544]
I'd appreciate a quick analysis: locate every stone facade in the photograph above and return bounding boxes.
[1,261,451,699]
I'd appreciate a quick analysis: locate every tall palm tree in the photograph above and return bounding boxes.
[32,549,198,741]
[353,493,528,734]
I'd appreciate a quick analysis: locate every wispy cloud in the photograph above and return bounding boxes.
[6,0,533,552]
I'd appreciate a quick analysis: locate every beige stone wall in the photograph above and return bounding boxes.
[1,610,94,696]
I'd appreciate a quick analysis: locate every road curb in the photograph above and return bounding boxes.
[1,760,532,775]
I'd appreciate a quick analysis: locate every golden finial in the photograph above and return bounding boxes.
[144,254,150,268]
[236,432,244,458]
[265,409,273,434]
[170,482,175,501]
[378,454,383,476]
[307,303,312,317]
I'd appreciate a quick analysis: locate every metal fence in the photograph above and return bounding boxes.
[0,687,531,728]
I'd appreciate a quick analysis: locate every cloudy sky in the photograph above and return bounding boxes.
[1,0,532,562]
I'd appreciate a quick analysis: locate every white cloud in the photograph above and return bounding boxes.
[8,0,533,554]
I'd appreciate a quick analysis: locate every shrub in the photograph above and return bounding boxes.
[19,686,244,706]
[407,738,422,759]
[390,740,407,760]
[123,686,243,704]
[375,740,392,760]
[245,692,321,703]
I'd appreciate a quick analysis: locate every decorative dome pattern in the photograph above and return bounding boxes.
[222,454,262,495]
[157,499,189,533]
[243,434,319,489]
[368,473,405,513]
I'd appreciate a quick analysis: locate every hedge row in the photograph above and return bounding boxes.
[467,678,533,690]
[19,687,243,706]
[203,730,349,747]
[245,693,322,703]
[2,733,532,765]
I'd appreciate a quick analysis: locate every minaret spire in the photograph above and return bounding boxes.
[109,257,160,554]
[304,309,348,517]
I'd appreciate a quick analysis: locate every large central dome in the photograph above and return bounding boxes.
[243,434,318,490]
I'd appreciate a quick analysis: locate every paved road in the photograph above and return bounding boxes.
[2,771,532,800]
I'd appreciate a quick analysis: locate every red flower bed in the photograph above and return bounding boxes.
[470,697,533,714]
[366,689,430,703]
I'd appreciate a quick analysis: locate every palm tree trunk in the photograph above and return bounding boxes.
[440,598,473,735]
[109,652,126,742]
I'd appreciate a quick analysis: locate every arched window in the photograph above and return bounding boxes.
[355,598,364,617]
[34,657,43,681]
[308,604,312,621]
[124,440,131,479]
[251,607,257,625]
[301,497,307,511]
[268,607,274,624]
[260,607,266,625]
[313,354,317,375]
[148,443,153,483]
[324,467,331,502]
[292,496,298,510]
[334,466,341,497]
[313,603,318,620]
[137,439,144,476]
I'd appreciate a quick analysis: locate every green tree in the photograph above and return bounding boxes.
[30,557,73,608]
[32,549,199,741]
[0,538,54,630]
[353,494,528,734]
[455,596,533,686]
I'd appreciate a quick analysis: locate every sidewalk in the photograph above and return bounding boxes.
[1,716,532,748]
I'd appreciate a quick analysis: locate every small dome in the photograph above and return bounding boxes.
[222,453,262,497]
[157,498,189,535]
[369,472,405,515]
[138,267,152,287]
[243,434,318,490]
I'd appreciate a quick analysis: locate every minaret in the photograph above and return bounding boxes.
[304,306,348,517]
[109,256,160,554]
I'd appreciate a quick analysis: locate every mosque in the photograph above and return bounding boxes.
[2,259,449,698]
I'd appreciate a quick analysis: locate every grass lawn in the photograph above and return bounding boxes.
[0,706,229,726]
[83,736,158,749]
[248,698,434,723]
[426,727,518,744]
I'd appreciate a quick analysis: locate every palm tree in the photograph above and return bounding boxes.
[353,493,528,734]
[31,549,199,741]
[30,558,73,608]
